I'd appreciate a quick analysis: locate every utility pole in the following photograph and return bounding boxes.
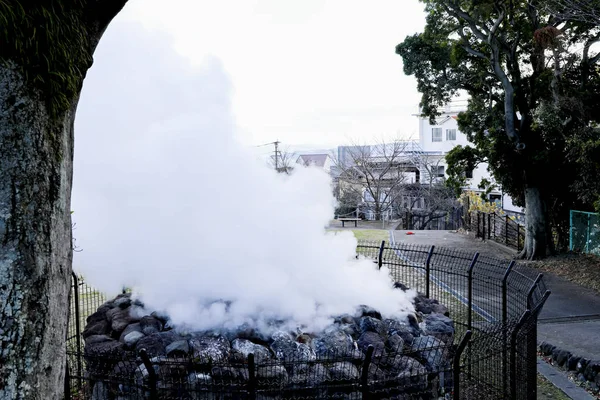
[255,140,282,172]
[274,140,280,172]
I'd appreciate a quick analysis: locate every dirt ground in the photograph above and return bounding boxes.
[525,253,600,296]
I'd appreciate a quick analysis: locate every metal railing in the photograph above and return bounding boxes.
[66,240,548,399]
[463,211,525,252]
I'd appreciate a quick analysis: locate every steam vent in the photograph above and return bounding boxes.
[82,285,456,399]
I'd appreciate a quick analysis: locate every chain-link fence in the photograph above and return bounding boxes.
[66,241,548,399]
[570,210,600,254]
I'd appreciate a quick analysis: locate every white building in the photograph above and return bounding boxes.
[296,153,333,172]
[416,101,523,212]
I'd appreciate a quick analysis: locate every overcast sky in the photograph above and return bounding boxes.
[113,0,427,149]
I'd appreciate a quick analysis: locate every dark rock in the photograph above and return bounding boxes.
[82,320,110,339]
[270,331,315,363]
[396,358,428,391]
[340,322,359,338]
[85,305,112,325]
[566,355,581,371]
[123,331,145,348]
[135,331,178,358]
[110,309,137,334]
[393,282,410,291]
[334,314,355,325]
[359,316,386,336]
[140,316,163,335]
[85,340,125,357]
[313,326,355,357]
[384,319,414,345]
[256,365,289,385]
[552,349,571,368]
[328,362,360,380]
[539,341,555,356]
[410,335,446,371]
[414,296,449,317]
[309,364,331,385]
[119,323,143,343]
[91,382,109,400]
[189,334,231,362]
[166,340,190,356]
[421,313,454,343]
[368,363,386,381]
[584,360,600,381]
[232,338,271,361]
[188,372,212,387]
[357,331,385,356]
[113,294,132,309]
[85,334,113,346]
[386,333,405,352]
[355,305,382,320]
[211,366,241,382]
[406,314,422,336]
[577,358,590,373]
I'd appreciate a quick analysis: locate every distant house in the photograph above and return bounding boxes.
[296,153,333,173]
[416,101,522,212]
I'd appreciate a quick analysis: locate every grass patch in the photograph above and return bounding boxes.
[537,373,570,400]
[328,229,390,242]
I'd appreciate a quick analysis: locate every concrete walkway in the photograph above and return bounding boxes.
[390,229,600,361]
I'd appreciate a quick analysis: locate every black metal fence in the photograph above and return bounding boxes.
[463,211,526,252]
[66,240,548,399]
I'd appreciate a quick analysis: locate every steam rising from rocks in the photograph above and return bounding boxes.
[73,20,414,334]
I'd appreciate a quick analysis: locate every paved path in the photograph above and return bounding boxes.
[391,230,600,361]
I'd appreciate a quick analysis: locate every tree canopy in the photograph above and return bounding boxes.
[397,0,600,256]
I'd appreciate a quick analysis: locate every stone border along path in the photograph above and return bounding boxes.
[388,229,600,399]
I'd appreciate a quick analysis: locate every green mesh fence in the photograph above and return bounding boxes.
[570,210,600,254]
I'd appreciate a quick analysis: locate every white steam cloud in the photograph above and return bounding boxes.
[73,21,414,334]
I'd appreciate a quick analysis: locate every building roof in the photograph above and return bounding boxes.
[297,153,330,167]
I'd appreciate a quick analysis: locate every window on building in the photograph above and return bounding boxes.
[446,129,456,140]
[465,168,473,179]
[432,128,442,142]
[432,165,445,177]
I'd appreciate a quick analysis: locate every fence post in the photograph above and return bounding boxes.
[361,345,375,399]
[516,224,521,251]
[139,349,158,400]
[477,212,481,237]
[71,272,82,392]
[527,274,543,310]
[487,213,491,239]
[247,353,256,399]
[510,310,531,399]
[569,210,574,251]
[425,245,435,299]
[378,241,386,270]
[493,213,496,240]
[587,213,591,253]
[502,261,515,397]
[453,330,472,400]
[505,215,509,245]
[467,253,479,332]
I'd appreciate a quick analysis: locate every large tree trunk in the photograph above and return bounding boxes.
[0,63,75,399]
[519,187,548,260]
[0,2,127,398]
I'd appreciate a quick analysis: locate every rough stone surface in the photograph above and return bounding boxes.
[166,340,190,356]
[123,331,145,348]
[189,334,231,362]
[83,293,455,398]
[328,362,360,380]
[139,316,162,336]
[357,331,385,356]
[421,313,454,343]
[231,338,271,361]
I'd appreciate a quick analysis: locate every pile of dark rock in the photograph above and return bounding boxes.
[83,284,455,399]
